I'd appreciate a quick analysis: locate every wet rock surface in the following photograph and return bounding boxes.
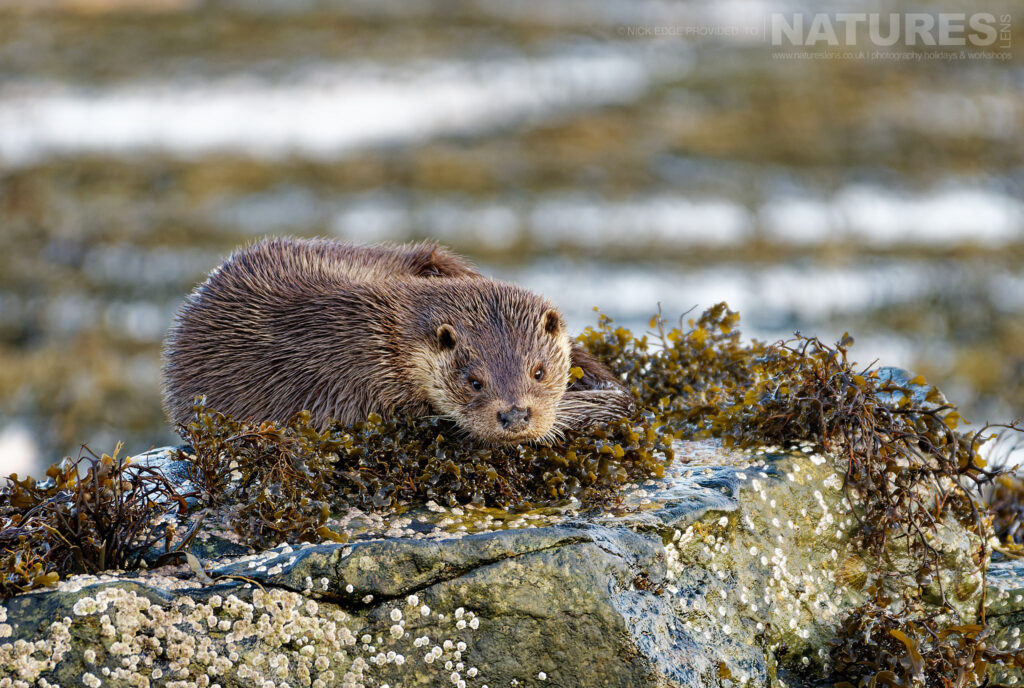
[982,559,1024,685]
[0,439,1006,687]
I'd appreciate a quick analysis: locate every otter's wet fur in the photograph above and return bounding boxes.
[162,238,634,444]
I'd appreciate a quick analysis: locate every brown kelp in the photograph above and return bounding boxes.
[0,445,186,595]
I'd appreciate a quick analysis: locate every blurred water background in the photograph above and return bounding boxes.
[1,0,1022,477]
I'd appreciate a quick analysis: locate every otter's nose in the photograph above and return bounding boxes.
[497,406,530,431]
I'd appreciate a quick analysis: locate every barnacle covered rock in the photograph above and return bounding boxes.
[0,438,999,688]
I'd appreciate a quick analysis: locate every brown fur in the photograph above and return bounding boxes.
[162,238,634,444]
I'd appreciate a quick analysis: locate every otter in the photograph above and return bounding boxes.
[161,238,633,444]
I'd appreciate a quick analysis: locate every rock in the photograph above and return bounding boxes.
[0,440,991,687]
[983,559,1024,684]
[874,366,948,409]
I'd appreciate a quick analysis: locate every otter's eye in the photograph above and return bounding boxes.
[470,378,483,391]
[533,365,545,381]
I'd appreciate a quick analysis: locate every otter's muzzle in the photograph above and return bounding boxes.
[497,406,530,432]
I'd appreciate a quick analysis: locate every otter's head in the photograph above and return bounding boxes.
[414,285,572,445]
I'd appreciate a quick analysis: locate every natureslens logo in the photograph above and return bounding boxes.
[771,12,1011,48]
[768,12,1011,61]
[613,11,1012,61]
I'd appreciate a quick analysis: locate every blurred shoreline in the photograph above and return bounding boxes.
[1,1,1021,476]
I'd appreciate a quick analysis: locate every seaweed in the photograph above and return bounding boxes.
[175,408,346,550]
[176,404,675,549]
[991,473,1024,552]
[579,304,1020,686]
[585,303,996,552]
[831,603,1024,687]
[0,444,186,596]
[576,303,762,435]
[714,333,994,560]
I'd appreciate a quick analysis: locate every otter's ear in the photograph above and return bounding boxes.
[540,309,562,337]
[436,324,457,350]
